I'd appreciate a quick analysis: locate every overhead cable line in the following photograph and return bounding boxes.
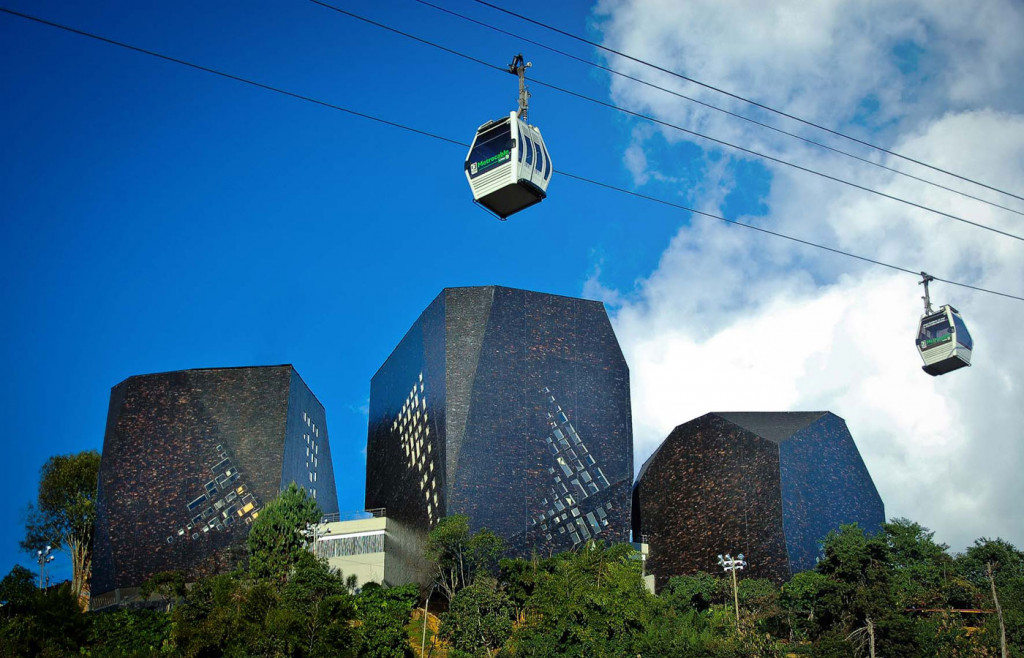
[2,6,1021,303]
[412,0,1024,219]
[309,0,1024,243]
[557,171,1024,302]
[469,0,1024,205]
[0,7,464,149]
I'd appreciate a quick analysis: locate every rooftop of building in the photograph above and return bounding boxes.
[635,411,838,483]
[110,364,327,409]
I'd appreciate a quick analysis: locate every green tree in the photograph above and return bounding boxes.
[440,576,513,657]
[140,570,186,613]
[247,482,322,582]
[883,518,965,609]
[281,552,358,656]
[737,577,781,631]
[663,572,725,614]
[86,607,171,657]
[172,569,342,657]
[0,581,88,657]
[0,565,36,611]
[498,557,541,623]
[509,543,654,657]
[354,582,417,658]
[425,515,504,602]
[957,537,1024,655]
[779,570,832,641]
[21,450,100,600]
[814,524,920,657]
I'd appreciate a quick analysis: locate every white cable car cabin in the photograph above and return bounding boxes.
[917,305,973,376]
[465,111,552,219]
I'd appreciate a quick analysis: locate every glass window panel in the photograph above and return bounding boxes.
[952,313,974,349]
[468,121,513,177]
[918,313,952,348]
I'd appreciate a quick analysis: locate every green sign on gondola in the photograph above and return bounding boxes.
[472,149,510,175]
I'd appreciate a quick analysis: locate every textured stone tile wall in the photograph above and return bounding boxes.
[366,286,633,559]
[633,414,790,589]
[93,365,337,596]
[633,412,885,589]
[778,414,885,573]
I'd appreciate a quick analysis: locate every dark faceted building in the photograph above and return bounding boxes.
[92,365,338,603]
[366,286,633,559]
[632,412,884,587]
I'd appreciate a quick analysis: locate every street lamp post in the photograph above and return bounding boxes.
[36,545,55,589]
[420,583,436,658]
[301,520,325,558]
[718,552,747,631]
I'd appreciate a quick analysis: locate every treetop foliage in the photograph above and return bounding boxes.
[3,489,1022,657]
[247,481,323,582]
[21,449,101,601]
[425,514,505,602]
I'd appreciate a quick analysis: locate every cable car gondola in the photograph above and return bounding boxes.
[465,55,552,219]
[916,273,973,376]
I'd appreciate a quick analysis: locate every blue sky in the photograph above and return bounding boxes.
[2,0,1023,584]
[0,0,692,584]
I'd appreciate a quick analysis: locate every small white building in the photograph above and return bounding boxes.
[311,509,429,589]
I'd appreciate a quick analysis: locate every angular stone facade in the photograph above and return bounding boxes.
[366,286,633,559]
[632,412,884,588]
[92,365,338,599]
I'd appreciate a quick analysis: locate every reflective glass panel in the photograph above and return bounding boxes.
[467,122,513,177]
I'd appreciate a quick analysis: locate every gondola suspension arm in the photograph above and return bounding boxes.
[920,273,935,315]
[509,53,531,121]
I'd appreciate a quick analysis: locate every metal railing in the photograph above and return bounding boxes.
[319,507,386,524]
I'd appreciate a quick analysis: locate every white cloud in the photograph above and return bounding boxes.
[591,0,1024,552]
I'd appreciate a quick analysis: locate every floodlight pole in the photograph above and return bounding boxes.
[36,545,55,589]
[718,552,747,631]
[301,520,324,558]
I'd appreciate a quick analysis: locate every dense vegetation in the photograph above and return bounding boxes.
[2,482,1020,656]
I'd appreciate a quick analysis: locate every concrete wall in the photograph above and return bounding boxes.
[318,517,387,588]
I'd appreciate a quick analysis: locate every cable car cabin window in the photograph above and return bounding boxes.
[918,314,952,349]
[952,314,974,349]
[468,122,513,178]
[543,143,551,179]
[536,142,544,173]
[524,136,534,166]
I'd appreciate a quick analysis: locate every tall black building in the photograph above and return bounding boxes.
[632,412,884,587]
[92,365,338,604]
[366,286,633,557]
